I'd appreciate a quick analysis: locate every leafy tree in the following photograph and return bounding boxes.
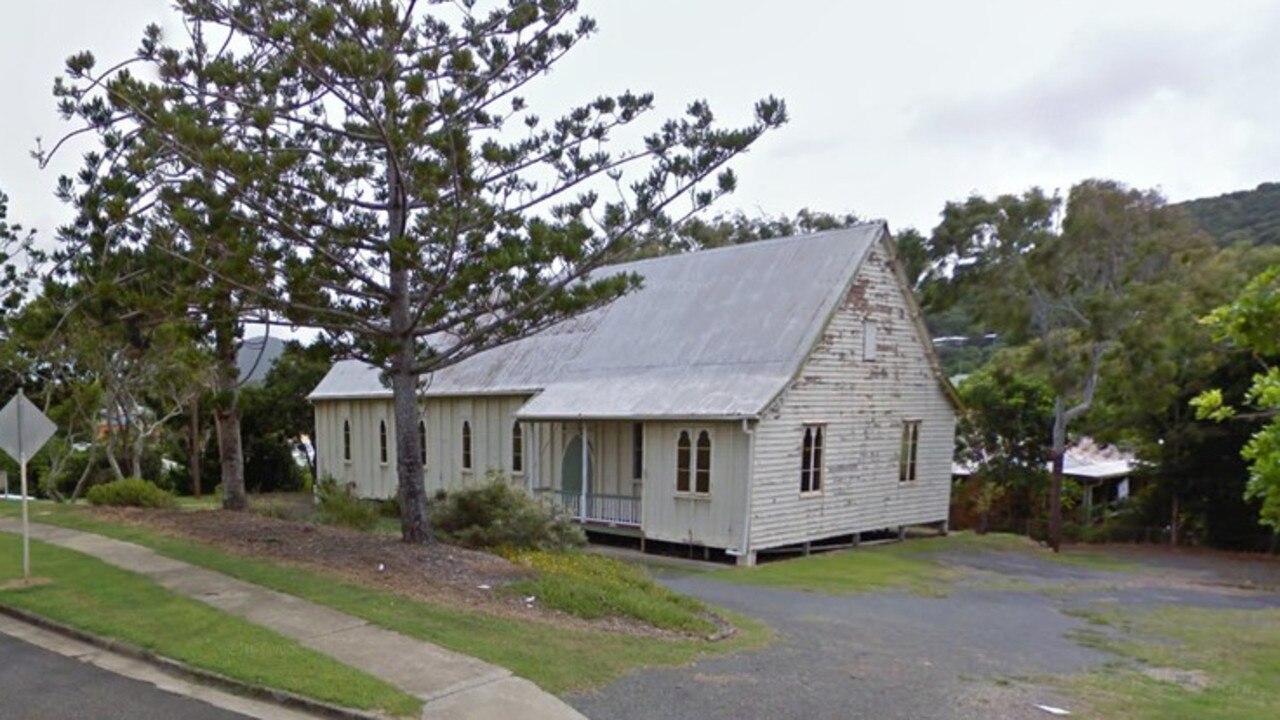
[46,18,280,511]
[928,180,1211,550]
[1192,266,1280,530]
[955,354,1054,533]
[1088,243,1280,545]
[54,0,785,542]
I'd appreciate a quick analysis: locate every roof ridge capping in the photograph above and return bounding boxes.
[600,220,888,273]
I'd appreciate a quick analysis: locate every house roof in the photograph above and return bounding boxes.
[310,223,934,418]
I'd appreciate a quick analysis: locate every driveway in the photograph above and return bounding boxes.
[567,544,1280,720]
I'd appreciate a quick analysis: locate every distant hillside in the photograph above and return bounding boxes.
[237,335,288,385]
[1178,182,1280,246]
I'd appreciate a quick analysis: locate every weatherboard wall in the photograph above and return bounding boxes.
[748,238,956,552]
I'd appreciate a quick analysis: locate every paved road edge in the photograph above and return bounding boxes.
[0,602,393,720]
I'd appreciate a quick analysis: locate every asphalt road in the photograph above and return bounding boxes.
[0,633,253,720]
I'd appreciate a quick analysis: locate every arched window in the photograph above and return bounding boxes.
[418,419,427,466]
[676,431,691,493]
[801,425,824,493]
[462,421,473,470]
[695,431,712,494]
[379,420,388,464]
[511,422,524,473]
[342,420,352,462]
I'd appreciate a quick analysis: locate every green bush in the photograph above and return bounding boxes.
[86,478,176,509]
[430,479,585,551]
[314,477,379,531]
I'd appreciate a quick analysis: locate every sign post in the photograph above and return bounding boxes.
[0,391,58,580]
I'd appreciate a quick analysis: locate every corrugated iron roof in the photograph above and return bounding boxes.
[309,223,886,418]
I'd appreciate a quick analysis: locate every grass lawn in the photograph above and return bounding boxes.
[0,535,421,718]
[1063,604,1280,720]
[0,502,770,695]
[711,531,1137,595]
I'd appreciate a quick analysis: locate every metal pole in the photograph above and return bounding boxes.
[18,391,29,580]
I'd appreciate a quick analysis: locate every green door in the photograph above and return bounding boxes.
[561,435,594,496]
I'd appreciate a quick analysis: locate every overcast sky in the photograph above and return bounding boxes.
[3,0,1279,246]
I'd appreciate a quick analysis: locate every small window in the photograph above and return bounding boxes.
[511,421,524,474]
[676,430,691,493]
[632,423,644,480]
[418,419,427,466]
[899,421,920,482]
[343,419,352,462]
[462,421,472,471]
[378,420,388,464]
[863,319,878,361]
[801,425,824,493]
[695,431,711,494]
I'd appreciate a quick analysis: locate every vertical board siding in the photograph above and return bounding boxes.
[315,395,529,499]
[749,239,956,552]
[639,421,749,548]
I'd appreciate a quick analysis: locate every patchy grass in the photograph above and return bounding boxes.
[502,550,718,635]
[713,531,1140,596]
[0,502,770,695]
[1064,604,1280,719]
[0,535,421,717]
[713,541,958,596]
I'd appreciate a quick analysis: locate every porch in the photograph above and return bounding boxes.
[534,488,642,527]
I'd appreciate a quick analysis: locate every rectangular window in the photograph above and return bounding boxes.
[862,319,878,361]
[632,423,644,480]
[800,425,824,494]
[899,421,920,483]
[511,421,524,474]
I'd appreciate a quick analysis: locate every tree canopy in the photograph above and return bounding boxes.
[50,0,786,541]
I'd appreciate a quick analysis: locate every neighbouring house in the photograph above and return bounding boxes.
[308,223,959,565]
[952,438,1142,526]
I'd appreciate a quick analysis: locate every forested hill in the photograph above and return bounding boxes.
[1178,182,1280,245]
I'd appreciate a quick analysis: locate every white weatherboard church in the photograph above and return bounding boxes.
[308,223,958,565]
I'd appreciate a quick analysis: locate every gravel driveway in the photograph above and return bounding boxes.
[568,545,1280,720]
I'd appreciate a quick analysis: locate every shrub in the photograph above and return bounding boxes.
[315,477,379,531]
[430,480,585,551]
[86,478,176,509]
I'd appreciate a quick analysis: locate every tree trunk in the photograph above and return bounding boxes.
[69,447,96,502]
[214,320,248,510]
[1170,494,1179,547]
[188,397,203,497]
[1048,397,1068,553]
[391,354,430,544]
[385,114,430,544]
[104,439,126,481]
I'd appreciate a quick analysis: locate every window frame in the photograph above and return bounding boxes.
[461,420,473,472]
[675,428,712,498]
[800,424,825,495]
[378,420,389,465]
[511,421,524,475]
[899,420,921,483]
[342,419,352,463]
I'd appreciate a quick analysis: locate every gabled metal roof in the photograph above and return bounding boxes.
[309,223,887,418]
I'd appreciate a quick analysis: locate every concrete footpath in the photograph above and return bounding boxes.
[0,518,587,720]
